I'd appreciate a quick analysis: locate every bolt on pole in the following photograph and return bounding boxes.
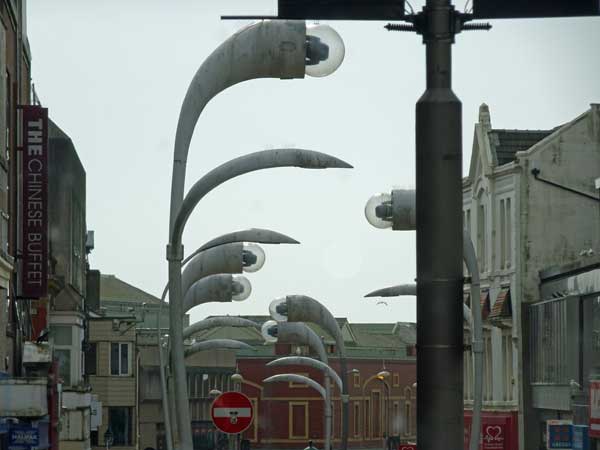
[416,1,464,450]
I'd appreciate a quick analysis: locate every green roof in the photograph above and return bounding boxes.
[100,274,160,304]
[190,315,416,360]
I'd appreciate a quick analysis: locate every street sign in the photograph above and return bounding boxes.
[211,392,253,434]
[572,425,590,450]
[277,0,405,20]
[473,0,600,19]
[9,426,39,448]
[547,420,573,449]
[591,380,600,438]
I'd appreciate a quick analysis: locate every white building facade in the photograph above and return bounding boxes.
[462,103,600,450]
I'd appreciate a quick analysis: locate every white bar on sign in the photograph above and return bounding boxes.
[591,424,600,430]
[213,408,252,418]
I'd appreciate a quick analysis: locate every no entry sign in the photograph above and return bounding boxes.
[211,392,253,434]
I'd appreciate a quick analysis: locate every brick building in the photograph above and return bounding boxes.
[191,317,417,450]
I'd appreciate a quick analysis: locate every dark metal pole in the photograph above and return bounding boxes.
[416,2,463,450]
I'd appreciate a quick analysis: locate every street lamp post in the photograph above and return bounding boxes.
[158,230,291,450]
[268,295,350,450]
[261,321,335,450]
[376,371,391,450]
[167,149,351,450]
[167,18,346,449]
[364,184,483,450]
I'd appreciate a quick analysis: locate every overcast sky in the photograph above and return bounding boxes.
[28,0,600,324]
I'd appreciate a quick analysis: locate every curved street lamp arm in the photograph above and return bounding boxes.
[277,321,328,363]
[183,317,260,341]
[169,20,307,232]
[463,229,483,450]
[364,284,417,297]
[157,230,281,450]
[267,356,342,391]
[283,294,349,450]
[183,339,255,358]
[170,148,353,247]
[197,228,299,253]
[182,274,235,314]
[181,243,244,295]
[364,283,474,324]
[285,295,345,359]
[263,374,326,399]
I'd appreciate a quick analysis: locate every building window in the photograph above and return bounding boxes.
[392,373,400,387]
[364,398,370,439]
[110,342,131,376]
[108,407,133,446]
[55,348,71,386]
[464,345,473,401]
[529,298,572,384]
[353,402,360,437]
[353,372,360,388]
[51,325,74,386]
[156,423,166,450]
[404,402,411,436]
[505,198,512,268]
[392,401,399,435]
[483,334,493,401]
[477,202,486,272]
[371,390,382,438]
[502,332,513,401]
[85,343,97,376]
[500,199,506,270]
[289,402,308,439]
[90,430,98,447]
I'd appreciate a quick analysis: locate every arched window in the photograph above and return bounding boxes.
[404,402,411,436]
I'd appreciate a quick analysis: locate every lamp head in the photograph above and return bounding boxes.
[209,389,222,398]
[231,373,244,383]
[305,24,345,78]
[268,296,288,322]
[242,243,266,273]
[261,320,279,343]
[231,275,252,301]
[364,193,393,229]
[376,370,391,380]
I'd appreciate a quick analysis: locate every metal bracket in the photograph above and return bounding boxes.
[166,244,184,261]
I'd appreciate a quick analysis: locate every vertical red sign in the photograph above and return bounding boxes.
[591,380,600,438]
[21,106,48,299]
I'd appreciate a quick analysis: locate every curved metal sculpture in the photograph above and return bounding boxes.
[167,149,351,450]
[263,374,326,399]
[183,316,260,341]
[182,274,239,314]
[272,295,350,450]
[267,356,342,391]
[184,339,254,359]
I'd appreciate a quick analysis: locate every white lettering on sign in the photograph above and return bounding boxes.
[213,408,252,418]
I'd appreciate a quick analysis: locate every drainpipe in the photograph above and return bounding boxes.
[136,350,141,450]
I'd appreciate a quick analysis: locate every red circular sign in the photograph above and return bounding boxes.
[211,392,254,434]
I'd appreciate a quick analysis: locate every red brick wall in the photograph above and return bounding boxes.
[237,357,416,449]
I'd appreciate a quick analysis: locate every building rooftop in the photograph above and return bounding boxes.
[100,274,161,304]
[488,129,554,166]
[189,315,416,360]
